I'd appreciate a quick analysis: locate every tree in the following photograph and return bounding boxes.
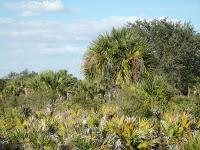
[28,70,80,100]
[84,19,200,95]
[83,27,152,87]
[0,79,6,92]
[130,18,200,95]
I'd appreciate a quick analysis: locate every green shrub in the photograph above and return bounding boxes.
[117,85,153,117]
[185,132,200,150]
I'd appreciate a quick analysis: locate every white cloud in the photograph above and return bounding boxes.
[4,0,64,12]
[3,0,68,17]
[21,11,43,17]
[40,46,85,54]
[0,18,13,24]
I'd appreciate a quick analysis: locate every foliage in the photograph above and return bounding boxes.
[130,18,200,95]
[83,27,151,87]
[0,102,199,150]
[1,18,200,150]
[83,19,200,95]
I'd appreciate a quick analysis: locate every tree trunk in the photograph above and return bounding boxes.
[181,84,189,96]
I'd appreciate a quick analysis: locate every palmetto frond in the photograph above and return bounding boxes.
[83,27,150,87]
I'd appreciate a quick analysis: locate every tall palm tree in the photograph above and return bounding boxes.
[83,27,152,87]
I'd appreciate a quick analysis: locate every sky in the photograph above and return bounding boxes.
[0,0,200,78]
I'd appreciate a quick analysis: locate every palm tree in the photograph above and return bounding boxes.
[83,27,152,88]
[27,70,80,100]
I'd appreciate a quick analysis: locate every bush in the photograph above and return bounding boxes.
[169,96,200,118]
[117,85,153,117]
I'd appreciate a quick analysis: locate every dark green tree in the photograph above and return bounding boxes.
[0,79,6,92]
[129,18,200,95]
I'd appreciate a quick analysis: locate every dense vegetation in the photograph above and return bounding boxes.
[0,19,200,150]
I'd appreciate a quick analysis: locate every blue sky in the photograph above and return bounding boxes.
[0,0,200,78]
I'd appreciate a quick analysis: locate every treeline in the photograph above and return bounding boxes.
[83,18,200,96]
